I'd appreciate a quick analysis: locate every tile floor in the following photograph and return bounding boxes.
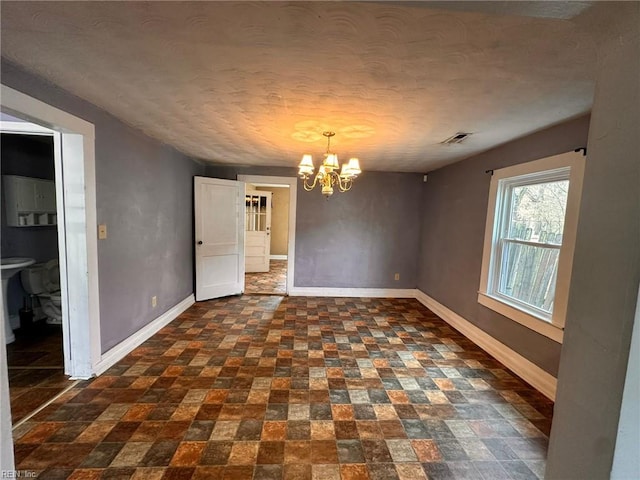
[7,324,75,424]
[245,260,287,295]
[12,295,554,479]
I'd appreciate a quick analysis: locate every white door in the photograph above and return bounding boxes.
[195,177,245,301]
[245,190,272,273]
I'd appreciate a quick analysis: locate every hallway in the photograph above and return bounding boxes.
[12,295,553,479]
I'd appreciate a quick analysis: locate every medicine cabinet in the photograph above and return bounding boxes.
[3,175,57,227]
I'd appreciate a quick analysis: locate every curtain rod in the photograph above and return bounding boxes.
[485,147,587,175]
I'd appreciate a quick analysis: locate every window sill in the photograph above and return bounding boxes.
[477,292,564,343]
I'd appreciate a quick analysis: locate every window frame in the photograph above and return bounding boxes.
[478,151,585,343]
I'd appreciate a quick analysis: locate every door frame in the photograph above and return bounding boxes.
[0,84,101,378]
[237,175,297,293]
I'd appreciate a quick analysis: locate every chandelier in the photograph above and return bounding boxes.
[298,131,362,197]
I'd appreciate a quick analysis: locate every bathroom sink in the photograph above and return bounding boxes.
[2,257,36,343]
[1,257,36,280]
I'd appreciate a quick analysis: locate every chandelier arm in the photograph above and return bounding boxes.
[303,174,319,191]
[335,175,353,192]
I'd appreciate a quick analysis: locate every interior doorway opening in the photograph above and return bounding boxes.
[1,85,100,468]
[0,118,76,426]
[237,175,297,295]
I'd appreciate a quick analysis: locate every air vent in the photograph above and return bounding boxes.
[442,132,472,145]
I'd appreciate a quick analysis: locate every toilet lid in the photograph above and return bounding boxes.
[43,259,60,293]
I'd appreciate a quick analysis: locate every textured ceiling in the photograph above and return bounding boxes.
[0,1,597,172]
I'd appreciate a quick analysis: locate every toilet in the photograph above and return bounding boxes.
[21,259,62,325]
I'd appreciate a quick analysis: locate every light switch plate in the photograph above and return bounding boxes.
[98,224,107,239]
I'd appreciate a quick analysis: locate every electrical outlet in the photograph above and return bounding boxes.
[151,296,157,308]
[98,224,107,240]
[394,273,400,281]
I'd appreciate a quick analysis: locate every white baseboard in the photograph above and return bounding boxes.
[270,255,288,260]
[415,290,557,400]
[288,287,419,298]
[93,294,195,376]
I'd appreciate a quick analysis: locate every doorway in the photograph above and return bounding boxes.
[0,120,75,425]
[1,84,100,467]
[238,175,297,295]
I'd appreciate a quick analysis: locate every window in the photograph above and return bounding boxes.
[478,151,585,343]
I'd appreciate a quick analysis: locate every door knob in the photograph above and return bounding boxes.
[197,241,203,245]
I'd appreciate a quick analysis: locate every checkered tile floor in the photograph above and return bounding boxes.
[245,260,287,294]
[12,295,553,479]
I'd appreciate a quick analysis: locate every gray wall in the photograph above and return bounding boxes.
[1,60,205,352]
[546,4,640,478]
[206,165,423,289]
[1,134,58,316]
[296,171,422,288]
[417,115,590,376]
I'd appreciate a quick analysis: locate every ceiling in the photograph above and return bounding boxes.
[1,1,597,172]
